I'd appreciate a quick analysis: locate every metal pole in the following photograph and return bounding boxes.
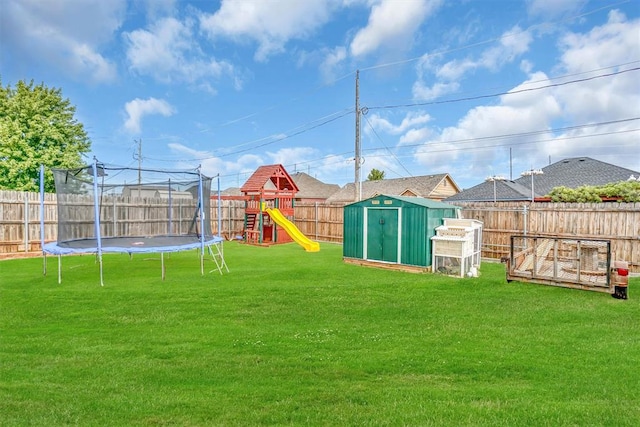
[92,161,104,286]
[40,165,46,275]
[217,175,222,238]
[355,70,361,202]
[198,169,205,275]
[168,178,173,234]
[531,173,534,202]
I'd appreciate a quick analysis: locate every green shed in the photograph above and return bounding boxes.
[343,194,460,270]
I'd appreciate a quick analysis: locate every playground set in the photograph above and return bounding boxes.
[239,164,319,252]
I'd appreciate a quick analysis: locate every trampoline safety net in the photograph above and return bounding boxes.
[42,162,228,285]
[50,163,213,252]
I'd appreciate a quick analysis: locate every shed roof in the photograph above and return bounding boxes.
[346,194,461,209]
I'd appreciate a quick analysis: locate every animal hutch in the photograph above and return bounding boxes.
[343,195,460,271]
[431,218,483,277]
[240,164,298,245]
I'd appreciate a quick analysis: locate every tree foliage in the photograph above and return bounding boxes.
[547,181,640,203]
[367,168,385,181]
[0,79,91,192]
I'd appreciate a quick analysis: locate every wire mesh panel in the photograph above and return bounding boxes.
[508,235,611,292]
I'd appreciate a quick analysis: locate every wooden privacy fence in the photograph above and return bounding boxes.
[454,202,640,272]
[0,190,57,254]
[2,191,639,272]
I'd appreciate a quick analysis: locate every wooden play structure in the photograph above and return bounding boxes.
[239,164,319,251]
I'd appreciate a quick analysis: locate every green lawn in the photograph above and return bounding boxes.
[1,242,638,426]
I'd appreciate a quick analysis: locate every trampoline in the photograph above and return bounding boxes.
[40,162,228,285]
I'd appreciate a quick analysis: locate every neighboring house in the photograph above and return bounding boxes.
[217,186,245,200]
[444,179,534,203]
[122,184,194,199]
[290,172,340,203]
[326,173,461,203]
[445,157,640,203]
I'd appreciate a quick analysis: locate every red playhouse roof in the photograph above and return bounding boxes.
[240,164,299,195]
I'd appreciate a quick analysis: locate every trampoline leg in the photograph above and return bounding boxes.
[98,255,104,287]
[57,255,62,285]
[161,252,165,280]
[43,253,47,277]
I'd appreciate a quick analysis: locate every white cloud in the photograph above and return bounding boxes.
[526,0,587,19]
[412,80,460,101]
[167,143,266,181]
[124,98,176,134]
[479,26,533,71]
[266,147,317,164]
[199,0,337,62]
[399,127,432,145]
[319,46,348,82]
[558,10,639,73]
[0,0,123,83]
[413,71,562,174]
[412,26,533,100]
[124,17,237,88]
[350,0,441,58]
[367,111,432,135]
[550,10,640,124]
[411,11,640,179]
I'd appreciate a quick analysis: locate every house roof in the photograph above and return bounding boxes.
[290,172,340,200]
[240,164,299,194]
[445,157,640,202]
[445,179,532,202]
[327,173,458,203]
[513,157,640,196]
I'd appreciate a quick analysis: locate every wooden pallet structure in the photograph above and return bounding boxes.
[507,235,612,293]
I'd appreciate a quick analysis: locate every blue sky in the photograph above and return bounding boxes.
[2,0,639,190]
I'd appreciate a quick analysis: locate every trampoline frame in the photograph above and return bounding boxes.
[40,162,229,285]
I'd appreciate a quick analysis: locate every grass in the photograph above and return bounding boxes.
[1,242,639,426]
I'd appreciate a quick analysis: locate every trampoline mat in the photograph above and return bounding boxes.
[44,235,223,255]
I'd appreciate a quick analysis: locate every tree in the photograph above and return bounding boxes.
[367,168,385,181]
[0,79,91,192]
[547,181,640,202]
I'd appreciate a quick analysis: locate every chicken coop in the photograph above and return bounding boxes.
[431,218,483,277]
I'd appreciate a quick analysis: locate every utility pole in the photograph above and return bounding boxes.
[355,70,361,202]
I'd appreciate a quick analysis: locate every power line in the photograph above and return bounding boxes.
[358,0,631,73]
[362,113,412,177]
[214,125,639,182]
[145,67,638,165]
[366,68,640,110]
[125,1,632,144]
[380,117,640,150]
[363,128,640,159]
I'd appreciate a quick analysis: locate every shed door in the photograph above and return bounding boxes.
[366,208,399,263]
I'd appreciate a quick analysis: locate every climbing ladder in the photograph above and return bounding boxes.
[208,241,229,275]
[244,213,260,244]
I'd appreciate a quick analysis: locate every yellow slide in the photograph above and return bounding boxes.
[265,208,320,252]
